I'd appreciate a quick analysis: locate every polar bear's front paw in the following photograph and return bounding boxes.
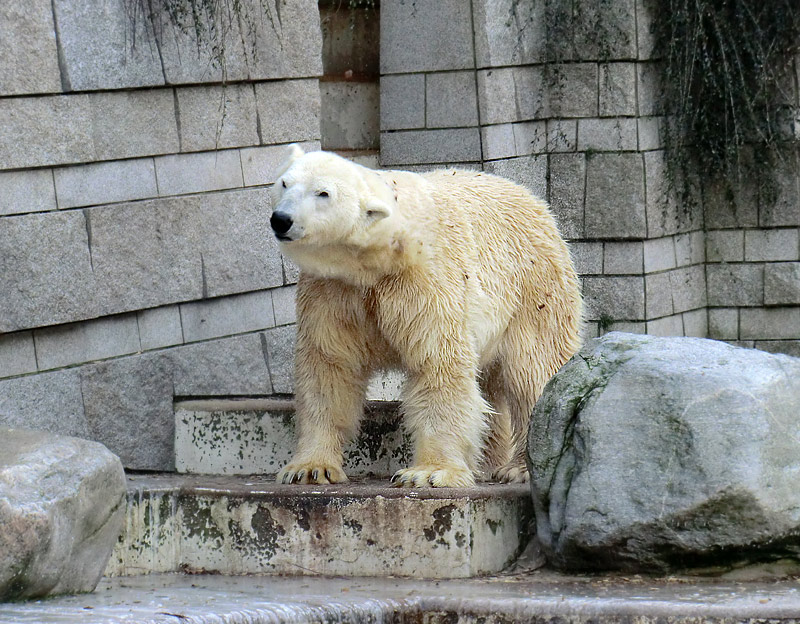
[391,465,475,488]
[278,460,348,485]
[492,463,530,483]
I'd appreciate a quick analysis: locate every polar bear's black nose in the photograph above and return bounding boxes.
[270,211,293,236]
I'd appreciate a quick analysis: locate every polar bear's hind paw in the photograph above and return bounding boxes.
[391,465,475,488]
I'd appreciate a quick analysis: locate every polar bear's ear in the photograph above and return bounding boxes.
[365,198,392,222]
[274,144,306,179]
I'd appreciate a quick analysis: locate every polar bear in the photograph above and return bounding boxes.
[271,145,582,487]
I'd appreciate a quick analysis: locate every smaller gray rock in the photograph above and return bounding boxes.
[528,332,800,573]
[0,428,126,600]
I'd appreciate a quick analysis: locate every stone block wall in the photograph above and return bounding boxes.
[378,0,709,339]
[705,148,800,356]
[3,0,799,471]
[0,0,321,469]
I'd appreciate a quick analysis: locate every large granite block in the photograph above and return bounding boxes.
[426,71,479,129]
[54,158,158,209]
[381,0,474,73]
[577,118,637,152]
[472,0,546,67]
[744,228,799,262]
[570,242,603,276]
[81,354,175,470]
[192,189,284,297]
[670,265,707,313]
[549,153,585,239]
[3,190,282,334]
[380,128,481,166]
[599,62,637,116]
[573,0,637,60]
[604,241,643,275]
[708,308,739,340]
[546,63,598,118]
[645,272,673,318]
[0,169,57,216]
[176,85,259,152]
[0,211,95,333]
[160,0,322,84]
[169,334,274,397]
[546,119,578,152]
[0,332,37,379]
[154,150,244,196]
[757,147,800,228]
[585,153,646,239]
[271,285,297,326]
[261,326,296,394]
[513,121,547,156]
[86,189,281,317]
[137,305,183,351]
[646,314,684,336]
[740,307,800,340]
[643,236,676,273]
[645,150,702,237]
[481,124,516,161]
[582,276,645,321]
[256,79,321,144]
[764,262,800,305]
[380,74,425,130]
[86,197,205,316]
[706,263,765,307]
[89,89,180,161]
[35,314,140,371]
[0,1,61,96]
[0,369,88,438]
[180,291,275,343]
[0,95,94,170]
[484,155,547,200]
[477,68,518,125]
[52,0,164,91]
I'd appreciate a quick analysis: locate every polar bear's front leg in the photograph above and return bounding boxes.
[392,365,489,487]
[278,276,372,485]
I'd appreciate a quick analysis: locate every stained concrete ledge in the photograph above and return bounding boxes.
[3,572,800,623]
[108,474,532,579]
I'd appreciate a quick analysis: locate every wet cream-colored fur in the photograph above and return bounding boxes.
[272,146,582,487]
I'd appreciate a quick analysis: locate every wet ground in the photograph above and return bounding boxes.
[2,571,800,623]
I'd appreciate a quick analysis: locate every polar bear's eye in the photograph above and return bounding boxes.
[316,190,330,198]
[281,180,287,188]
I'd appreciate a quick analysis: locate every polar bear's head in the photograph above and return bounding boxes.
[269,145,399,281]
[270,145,393,245]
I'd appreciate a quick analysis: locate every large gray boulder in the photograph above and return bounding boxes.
[0,428,126,600]
[528,332,800,573]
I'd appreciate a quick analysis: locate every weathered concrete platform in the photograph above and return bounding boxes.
[3,572,800,623]
[107,473,532,579]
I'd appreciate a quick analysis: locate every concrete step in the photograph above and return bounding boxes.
[174,398,411,477]
[106,473,533,579]
[5,572,800,623]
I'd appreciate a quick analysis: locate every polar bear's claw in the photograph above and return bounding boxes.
[278,461,348,485]
[492,463,530,483]
[391,465,475,488]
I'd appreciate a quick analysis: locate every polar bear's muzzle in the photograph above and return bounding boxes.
[270,210,297,241]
